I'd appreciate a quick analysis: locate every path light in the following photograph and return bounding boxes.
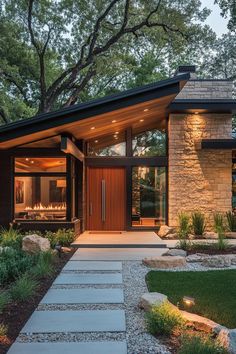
[183,296,195,306]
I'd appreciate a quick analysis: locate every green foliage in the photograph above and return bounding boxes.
[0,226,23,249]
[0,292,10,313]
[213,213,225,233]
[0,323,8,336]
[0,248,37,285]
[146,301,185,336]
[177,212,191,249]
[191,211,206,236]
[216,230,229,251]
[226,211,236,232]
[10,275,38,302]
[30,251,54,278]
[45,229,75,248]
[178,334,229,354]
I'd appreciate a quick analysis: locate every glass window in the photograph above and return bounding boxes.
[88,132,126,156]
[15,157,66,172]
[14,176,66,220]
[132,167,166,227]
[132,129,166,156]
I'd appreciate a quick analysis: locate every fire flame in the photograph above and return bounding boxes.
[25,203,66,211]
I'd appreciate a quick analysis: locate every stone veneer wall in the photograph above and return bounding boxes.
[176,79,233,99]
[168,113,232,228]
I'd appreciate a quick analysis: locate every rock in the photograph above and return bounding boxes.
[22,234,51,254]
[188,234,195,240]
[139,292,167,312]
[143,256,186,269]
[186,253,209,262]
[158,225,175,238]
[202,255,232,268]
[165,233,178,239]
[203,231,218,239]
[180,310,223,334]
[226,232,236,239]
[164,248,187,257]
[61,246,72,253]
[217,328,236,354]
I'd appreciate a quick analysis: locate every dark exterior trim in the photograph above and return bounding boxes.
[61,136,84,162]
[0,73,189,144]
[202,139,236,149]
[169,99,236,113]
[85,156,168,167]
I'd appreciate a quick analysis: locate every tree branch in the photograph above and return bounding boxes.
[0,108,10,124]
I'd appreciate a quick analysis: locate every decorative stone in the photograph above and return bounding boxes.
[165,233,178,239]
[164,249,187,257]
[180,310,223,334]
[226,232,236,239]
[217,328,236,354]
[158,225,175,238]
[142,256,186,269]
[186,253,209,262]
[202,255,232,268]
[188,234,195,240]
[203,232,218,239]
[139,293,167,312]
[22,234,50,253]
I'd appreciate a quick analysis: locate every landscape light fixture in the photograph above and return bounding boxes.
[183,296,195,306]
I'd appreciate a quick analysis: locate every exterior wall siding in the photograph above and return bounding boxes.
[168,113,232,228]
[176,79,233,99]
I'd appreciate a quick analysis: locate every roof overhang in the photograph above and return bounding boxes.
[169,99,236,114]
[201,139,236,149]
[0,73,190,150]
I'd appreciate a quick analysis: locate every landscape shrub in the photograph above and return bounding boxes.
[146,301,185,336]
[192,211,206,236]
[226,211,236,232]
[30,251,55,278]
[10,275,38,302]
[0,226,23,249]
[177,213,191,249]
[0,323,8,336]
[45,229,75,248]
[213,213,225,233]
[0,292,10,313]
[178,334,229,354]
[216,228,229,251]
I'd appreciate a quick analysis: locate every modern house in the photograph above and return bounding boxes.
[0,65,235,235]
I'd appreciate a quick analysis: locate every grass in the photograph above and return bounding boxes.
[178,334,229,354]
[146,270,236,328]
[10,275,38,302]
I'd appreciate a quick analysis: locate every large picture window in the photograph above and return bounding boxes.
[132,166,166,227]
[132,129,166,156]
[14,157,67,221]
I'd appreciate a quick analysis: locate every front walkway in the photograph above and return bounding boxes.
[7,247,168,354]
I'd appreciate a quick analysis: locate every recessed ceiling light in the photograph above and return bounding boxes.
[113,135,117,138]
[112,120,116,123]
[144,108,149,112]
[115,137,118,140]
[94,140,98,143]
[195,112,199,115]
[90,126,95,130]
[115,131,119,134]
[30,160,34,164]
[25,158,29,161]
[140,119,144,122]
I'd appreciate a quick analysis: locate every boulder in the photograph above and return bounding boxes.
[186,253,209,263]
[203,231,218,239]
[22,234,50,254]
[180,310,223,334]
[143,256,186,269]
[158,225,175,238]
[139,292,167,312]
[164,233,178,239]
[164,248,187,257]
[202,255,232,268]
[217,328,236,354]
[226,232,236,239]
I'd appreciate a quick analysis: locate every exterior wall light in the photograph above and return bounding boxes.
[195,112,199,115]
[183,296,195,306]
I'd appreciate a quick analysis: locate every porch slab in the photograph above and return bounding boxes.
[72,231,166,248]
[7,342,127,354]
[21,310,126,333]
[63,260,122,271]
[53,273,123,285]
[40,288,124,304]
[71,247,168,261]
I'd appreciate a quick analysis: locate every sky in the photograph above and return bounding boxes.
[201,0,228,36]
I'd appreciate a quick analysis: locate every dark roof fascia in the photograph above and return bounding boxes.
[201,139,236,149]
[169,99,236,114]
[0,73,190,144]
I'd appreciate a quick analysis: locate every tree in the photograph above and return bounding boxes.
[0,0,213,123]
[215,0,236,32]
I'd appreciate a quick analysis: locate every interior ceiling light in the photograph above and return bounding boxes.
[90,126,95,130]
[144,108,149,112]
[113,135,117,138]
[95,140,98,143]
[25,158,29,161]
[140,119,144,122]
[195,112,199,115]
[30,160,34,164]
[112,120,116,123]
[115,131,119,134]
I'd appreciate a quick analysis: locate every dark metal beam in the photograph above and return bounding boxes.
[201,139,236,149]
[61,136,84,162]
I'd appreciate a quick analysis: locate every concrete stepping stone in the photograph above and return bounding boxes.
[7,341,127,354]
[53,273,122,285]
[21,310,126,333]
[63,260,122,271]
[40,288,124,304]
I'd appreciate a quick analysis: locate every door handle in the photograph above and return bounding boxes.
[89,202,93,216]
[101,179,106,222]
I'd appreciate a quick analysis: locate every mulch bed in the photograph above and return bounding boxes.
[0,249,75,354]
[187,247,236,255]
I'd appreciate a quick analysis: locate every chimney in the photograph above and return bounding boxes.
[175,65,197,79]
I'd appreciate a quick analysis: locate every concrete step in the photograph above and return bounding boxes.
[53,273,123,285]
[63,261,122,271]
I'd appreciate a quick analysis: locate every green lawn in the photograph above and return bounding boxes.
[146,270,236,328]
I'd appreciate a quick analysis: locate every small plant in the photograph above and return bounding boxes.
[10,275,38,302]
[226,211,236,232]
[192,211,206,236]
[30,251,54,278]
[178,212,191,249]
[213,213,225,233]
[0,292,10,313]
[45,229,75,248]
[0,323,8,337]
[0,226,23,249]
[146,301,185,336]
[178,334,229,354]
[216,227,229,251]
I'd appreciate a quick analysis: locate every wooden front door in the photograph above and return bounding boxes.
[87,167,126,230]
